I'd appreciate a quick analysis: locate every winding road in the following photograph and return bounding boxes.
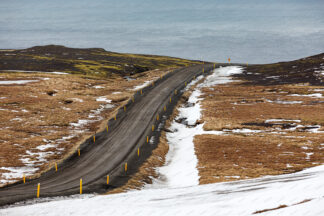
[0,64,215,206]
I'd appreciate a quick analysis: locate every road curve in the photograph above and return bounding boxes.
[0,64,215,206]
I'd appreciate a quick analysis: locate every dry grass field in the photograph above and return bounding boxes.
[0,68,171,185]
[195,74,324,184]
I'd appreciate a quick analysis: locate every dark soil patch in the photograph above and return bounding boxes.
[235,53,324,86]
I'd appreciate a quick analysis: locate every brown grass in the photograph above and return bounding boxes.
[0,68,172,185]
[195,134,324,184]
[194,81,324,184]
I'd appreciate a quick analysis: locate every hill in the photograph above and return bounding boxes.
[0,45,198,78]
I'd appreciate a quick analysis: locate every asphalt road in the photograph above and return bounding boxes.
[0,64,218,206]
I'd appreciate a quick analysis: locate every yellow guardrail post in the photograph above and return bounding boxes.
[157,114,159,121]
[37,183,40,198]
[55,162,58,172]
[114,116,116,120]
[107,175,109,185]
[140,89,142,95]
[125,163,127,172]
[137,148,140,157]
[78,149,80,156]
[169,97,172,103]
[152,125,154,131]
[147,136,149,143]
[93,135,95,143]
[23,174,25,184]
[80,179,82,194]
[106,125,109,132]
[185,81,187,86]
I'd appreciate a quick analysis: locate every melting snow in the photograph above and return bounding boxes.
[11,118,22,121]
[35,144,57,151]
[265,119,301,123]
[224,128,263,133]
[306,125,324,133]
[305,153,314,160]
[132,80,152,90]
[313,89,324,92]
[96,97,112,103]
[93,86,105,89]
[70,119,90,128]
[0,80,40,85]
[71,98,84,103]
[289,93,323,98]
[266,99,302,104]
[0,166,39,182]
[3,70,68,75]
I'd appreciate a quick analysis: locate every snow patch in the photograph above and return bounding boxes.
[3,70,68,75]
[224,128,263,133]
[289,93,323,98]
[132,80,153,91]
[266,99,302,104]
[265,119,301,123]
[93,86,105,89]
[70,119,90,128]
[0,166,38,182]
[71,98,84,103]
[96,97,112,103]
[0,80,39,85]
[35,144,57,151]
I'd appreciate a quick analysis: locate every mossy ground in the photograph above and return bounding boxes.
[0,45,198,78]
